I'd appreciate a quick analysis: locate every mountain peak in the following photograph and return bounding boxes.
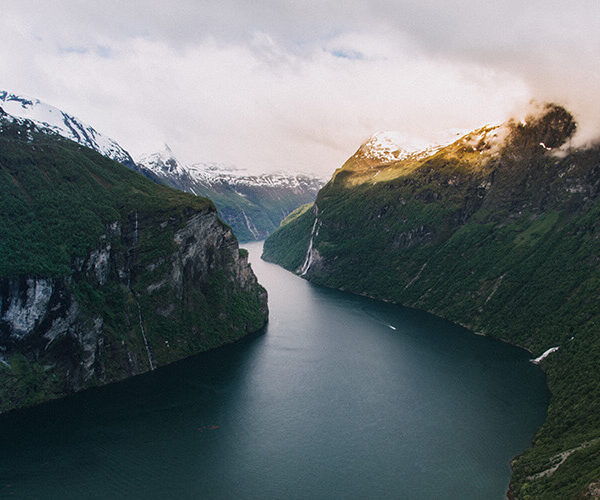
[507,103,577,151]
[137,146,185,176]
[357,131,444,164]
[358,132,410,162]
[0,90,135,168]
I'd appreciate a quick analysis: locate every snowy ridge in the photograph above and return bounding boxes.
[136,144,188,177]
[0,108,51,140]
[0,91,135,167]
[136,145,325,192]
[357,131,443,164]
[356,127,485,165]
[205,170,323,191]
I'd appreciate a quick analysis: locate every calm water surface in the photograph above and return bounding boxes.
[0,241,548,499]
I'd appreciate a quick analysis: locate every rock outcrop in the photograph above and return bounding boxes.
[0,206,268,412]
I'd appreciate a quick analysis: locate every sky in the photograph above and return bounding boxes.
[1,1,598,176]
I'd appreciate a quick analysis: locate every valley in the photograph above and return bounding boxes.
[0,242,548,499]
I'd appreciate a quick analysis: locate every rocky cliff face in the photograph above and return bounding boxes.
[263,104,600,498]
[0,110,268,413]
[0,207,267,412]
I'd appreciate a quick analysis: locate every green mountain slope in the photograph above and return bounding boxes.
[0,108,268,413]
[263,104,600,498]
[179,178,321,242]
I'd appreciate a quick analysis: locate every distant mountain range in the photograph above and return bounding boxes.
[0,91,323,241]
[136,145,323,241]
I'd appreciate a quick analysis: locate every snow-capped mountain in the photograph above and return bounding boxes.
[0,91,136,169]
[136,145,324,241]
[0,106,59,139]
[1,90,323,241]
[137,144,187,176]
[138,144,322,193]
[356,130,471,165]
[357,132,428,162]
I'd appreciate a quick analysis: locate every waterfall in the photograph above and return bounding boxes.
[127,210,154,371]
[531,346,559,365]
[133,211,139,246]
[127,211,139,289]
[135,299,155,371]
[300,207,320,276]
[241,210,260,239]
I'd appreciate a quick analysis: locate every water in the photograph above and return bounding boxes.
[0,242,549,499]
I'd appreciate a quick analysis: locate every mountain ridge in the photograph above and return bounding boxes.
[135,144,324,241]
[0,90,137,169]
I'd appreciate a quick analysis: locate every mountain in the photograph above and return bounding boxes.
[263,104,600,498]
[136,145,324,241]
[0,90,136,169]
[0,91,323,242]
[0,107,268,413]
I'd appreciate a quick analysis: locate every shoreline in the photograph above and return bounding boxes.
[287,265,552,499]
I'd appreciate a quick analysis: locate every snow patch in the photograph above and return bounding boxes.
[0,90,134,165]
[531,346,559,364]
[358,131,442,163]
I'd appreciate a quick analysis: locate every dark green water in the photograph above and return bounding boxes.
[0,241,548,499]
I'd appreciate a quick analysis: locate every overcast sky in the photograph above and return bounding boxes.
[1,1,598,176]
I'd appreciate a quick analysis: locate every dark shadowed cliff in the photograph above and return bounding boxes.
[0,108,268,413]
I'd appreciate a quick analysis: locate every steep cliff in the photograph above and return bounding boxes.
[263,104,600,498]
[0,108,268,413]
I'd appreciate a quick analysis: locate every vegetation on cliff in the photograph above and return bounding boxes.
[0,109,212,277]
[263,104,600,498]
[0,109,268,413]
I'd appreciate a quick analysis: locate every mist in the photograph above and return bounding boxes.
[1,0,597,175]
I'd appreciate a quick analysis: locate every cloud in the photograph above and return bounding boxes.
[0,1,597,175]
